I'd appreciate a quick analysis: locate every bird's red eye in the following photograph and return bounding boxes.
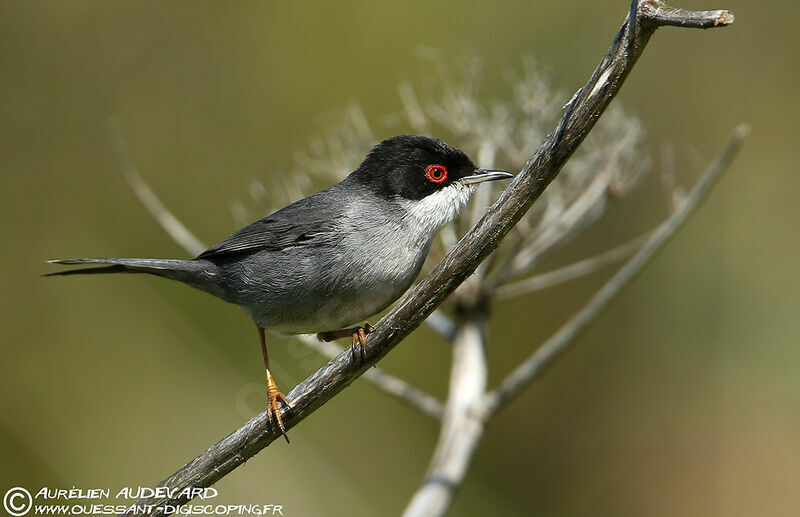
[425,164,448,184]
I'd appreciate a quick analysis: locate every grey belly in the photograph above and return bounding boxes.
[215,241,427,333]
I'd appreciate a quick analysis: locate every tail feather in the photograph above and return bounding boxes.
[45,257,229,301]
[45,258,197,278]
[43,264,130,276]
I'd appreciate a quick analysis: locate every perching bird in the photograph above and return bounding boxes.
[47,134,513,441]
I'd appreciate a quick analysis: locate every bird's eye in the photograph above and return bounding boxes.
[424,164,448,184]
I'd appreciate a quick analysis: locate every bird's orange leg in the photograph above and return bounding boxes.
[317,322,372,362]
[259,327,290,443]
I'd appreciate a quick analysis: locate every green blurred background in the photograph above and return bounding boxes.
[2,1,798,516]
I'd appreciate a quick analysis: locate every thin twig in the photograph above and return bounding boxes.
[483,124,748,415]
[425,310,458,342]
[122,3,734,515]
[298,335,444,420]
[494,233,649,299]
[640,2,734,28]
[108,117,206,257]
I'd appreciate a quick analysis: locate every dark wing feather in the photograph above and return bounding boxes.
[196,189,343,259]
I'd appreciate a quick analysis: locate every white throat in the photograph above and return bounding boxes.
[399,182,476,238]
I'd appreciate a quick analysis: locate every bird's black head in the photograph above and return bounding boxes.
[349,135,512,201]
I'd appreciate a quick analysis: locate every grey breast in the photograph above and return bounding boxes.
[221,193,433,334]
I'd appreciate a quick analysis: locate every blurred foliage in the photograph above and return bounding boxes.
[1,1,799,516]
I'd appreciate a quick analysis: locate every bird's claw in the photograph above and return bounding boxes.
[350,325,370,363]
[265,374,291,444]
[317,322,373,365]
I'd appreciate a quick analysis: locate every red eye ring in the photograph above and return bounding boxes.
[425,164,448,184]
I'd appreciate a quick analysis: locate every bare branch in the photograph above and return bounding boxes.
[494,233,648,299]
[640,2,734,28]
[121,3,734,515]
[425,310,458,342]
[108,117,207,257]
[297,335,444,421]
[399,81,432,135]
[403,313,488,517]
[483,124,748,415]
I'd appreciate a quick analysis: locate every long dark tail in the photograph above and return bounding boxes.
[45,258,196,278]
[44,257,228,300]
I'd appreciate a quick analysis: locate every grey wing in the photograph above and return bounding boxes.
[197,192,343,259]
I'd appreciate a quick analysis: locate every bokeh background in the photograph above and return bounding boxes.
[2,1,798,516]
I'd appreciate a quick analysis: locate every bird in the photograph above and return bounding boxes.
[46,134,513,441]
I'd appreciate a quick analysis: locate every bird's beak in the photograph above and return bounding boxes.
[458,168,515,186]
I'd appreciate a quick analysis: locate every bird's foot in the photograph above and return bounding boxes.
[317,322,373,363]
[350,324,370,363]
[265,370,291,444]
